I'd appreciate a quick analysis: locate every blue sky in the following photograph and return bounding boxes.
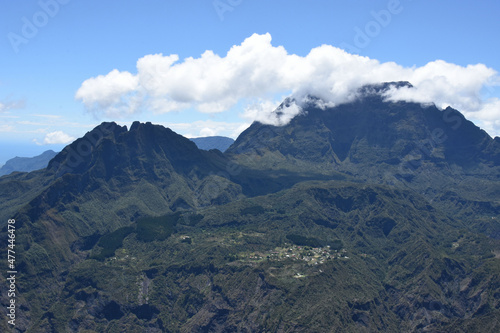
[1,0,500,165]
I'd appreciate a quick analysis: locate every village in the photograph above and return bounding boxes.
[244,244,350,266]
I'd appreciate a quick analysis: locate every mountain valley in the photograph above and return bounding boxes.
[1,83,499,332]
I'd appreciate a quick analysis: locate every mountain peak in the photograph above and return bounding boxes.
[130,120,154,131]
[357,81,413,98]
[47,122,127,176]
[228,89,499,171]
[297,81,414,106]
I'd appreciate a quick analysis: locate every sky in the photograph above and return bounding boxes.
[1,0,500,165]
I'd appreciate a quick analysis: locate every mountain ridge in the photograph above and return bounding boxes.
[228,84,499,168]
[0,150,57,176]
[226,84,500,229]
[0,83,499,332]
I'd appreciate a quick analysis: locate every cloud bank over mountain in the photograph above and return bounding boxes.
[76,33,500,136]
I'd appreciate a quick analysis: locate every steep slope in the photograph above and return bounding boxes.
[0,122,249,331]
[0,121,244,231]
[227,83,499,170]
[1,86,499,332]
[18,181,500,332]
[226,83,500,232]
[0,121,338,331]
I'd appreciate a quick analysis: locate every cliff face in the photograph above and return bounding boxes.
[47,121,227,179]
[228,83,499,169]
[226,83,500,227]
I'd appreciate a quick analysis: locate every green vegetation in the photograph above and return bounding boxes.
[286,234,323,247]
[91,226,134,261]
[89,212,185,260]
[187,213,204,226]
[241,205,266,215]
[136,212,180,242]
[329,239,343,251]
[3,180,500,332]
[0,99,499,332]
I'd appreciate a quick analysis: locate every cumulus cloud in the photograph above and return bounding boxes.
[161,120,249,139]
[469,98,500,136]
[241,100,281,124]
[43,131,76,145]
[242,99,303,126]
[76,33,500,136]
[75,69,140,117]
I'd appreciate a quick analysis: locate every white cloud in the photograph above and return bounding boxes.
[75,69,140,117]
[158,120,248,139]
[382,61,496,109]
[466,98,500,137]
[241,100,281,124]
[199,127,217,137]
[76,33,500,136]
[0,99,25,113]
[0,124,15,132]
[43,131,76,145]
[32,114,63,119]
[241,99,303,126]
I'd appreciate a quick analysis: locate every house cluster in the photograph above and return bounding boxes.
[246,245,349,265]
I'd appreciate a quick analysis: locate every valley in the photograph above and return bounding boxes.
[0,83,499,332]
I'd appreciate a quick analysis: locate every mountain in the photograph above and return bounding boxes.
[0,150,57,176]
[227,83,500,236]
[19,181,499,332]
[190,136,235,152]
[2,121,244,237]
[0,84,499,332]
[228,82,499,171]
